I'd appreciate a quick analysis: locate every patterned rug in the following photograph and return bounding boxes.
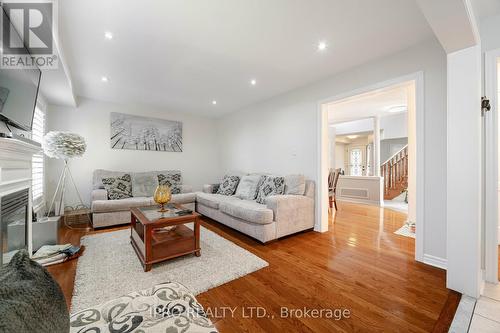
[394,224,416,239]
[71,225,268,313]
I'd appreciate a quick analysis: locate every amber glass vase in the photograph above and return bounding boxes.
[154,185,172,213]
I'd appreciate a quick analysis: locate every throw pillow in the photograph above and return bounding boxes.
[211,184,220,193]
[284,174,306,195]
[217,175,241,196]
[256,175,285,204]
[102,174,132,200]
[235,175,262,200]
[132,172,159,197]
[0,250,70,333]
[157,173,182,194]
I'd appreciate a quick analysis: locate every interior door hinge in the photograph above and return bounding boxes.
[482,96,492,117]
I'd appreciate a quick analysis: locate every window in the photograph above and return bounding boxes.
[32,106,45,206]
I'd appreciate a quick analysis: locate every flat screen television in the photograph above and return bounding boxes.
[0,8,42,131]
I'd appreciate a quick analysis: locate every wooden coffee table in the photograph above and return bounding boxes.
[130,204,201,272]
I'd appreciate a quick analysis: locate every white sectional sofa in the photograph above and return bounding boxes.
[196,175,315,243]
[90,169,196,228]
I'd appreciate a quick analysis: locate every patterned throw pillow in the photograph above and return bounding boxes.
[256,176,285,204]
[102,174,132,200]
[157,173,182,194]
[216,175,240,196]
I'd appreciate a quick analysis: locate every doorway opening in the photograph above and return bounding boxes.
[317,72,424,262]
[328,82,412,222]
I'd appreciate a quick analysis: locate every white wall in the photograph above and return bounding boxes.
[381,138,408,162]
[380,113,408,139]
[480,14,500,52]
[46,98,221,206]
[446,45,482,298]
[216,38,447,260]
[335,143,345,170]
[333,118,373,135]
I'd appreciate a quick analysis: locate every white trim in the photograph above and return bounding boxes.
[498,226,500,245]
[423,254,447,270]
[484,48,500,284]
[316,71,425,263]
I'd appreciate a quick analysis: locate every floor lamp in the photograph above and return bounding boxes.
[43,131,91,229]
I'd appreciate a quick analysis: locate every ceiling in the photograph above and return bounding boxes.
[327,82,413,123]
[55,0,434,116]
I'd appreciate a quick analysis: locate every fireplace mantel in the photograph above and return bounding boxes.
[0,137,42,258]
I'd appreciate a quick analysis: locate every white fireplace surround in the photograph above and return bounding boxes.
[0,137,42,256]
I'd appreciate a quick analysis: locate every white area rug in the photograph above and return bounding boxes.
[394,224,415,239]
[71,226,268,313]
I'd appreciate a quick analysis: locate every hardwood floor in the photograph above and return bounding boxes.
[48,203,456,332]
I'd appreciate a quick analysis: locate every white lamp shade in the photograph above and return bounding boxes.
[43,131,87,159]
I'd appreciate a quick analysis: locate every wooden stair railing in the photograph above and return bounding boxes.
[380,145,408,200]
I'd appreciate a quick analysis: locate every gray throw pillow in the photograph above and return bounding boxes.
[256,175,285,204]
[157,173,182,194]
[235,175,262,200]
[217,175,240,196]
[284,174,306,195]
[102,174,132,200]
[132,172,159,197]
[0,250,69,333]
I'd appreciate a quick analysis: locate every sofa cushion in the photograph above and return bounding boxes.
[217,175,241,196]
[235,175,262,200]
[157,171,182,194]
[69,282,217,333]
[196,192,239,209]
[132,172,158,197]
[0,250,69,333]
[256,175,285,204]
[93,169,128,189]
[219,200,274,225]
[102,174,133,200]
[284,174,306,195]
[170,192,196,205]
[92,197,153,213]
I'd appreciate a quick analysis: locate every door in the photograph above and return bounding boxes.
[348,146,366,176]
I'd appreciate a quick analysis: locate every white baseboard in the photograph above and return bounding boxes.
[423,254,447,270]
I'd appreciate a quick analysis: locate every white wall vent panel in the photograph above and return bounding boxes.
[339,188,369,199]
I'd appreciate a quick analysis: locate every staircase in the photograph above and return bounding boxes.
[380,145,408,200]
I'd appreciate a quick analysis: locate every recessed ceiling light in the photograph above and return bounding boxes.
[101,76,109,82]
[250,79,257,86]
[104,31,113,40]
[318,41,327,51]
[212,100,217,105]
[347,135,358,139]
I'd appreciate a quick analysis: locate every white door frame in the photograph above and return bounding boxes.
[484,48,500,283]
[316,71,425,262]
